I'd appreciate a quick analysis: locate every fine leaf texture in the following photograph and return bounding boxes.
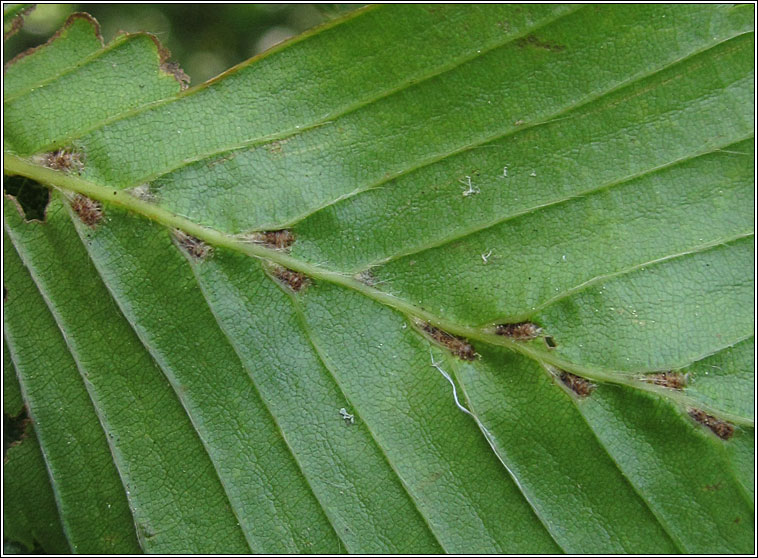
[3,339,70,555]
[3,5,754,554]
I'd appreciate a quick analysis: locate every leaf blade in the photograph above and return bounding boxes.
[3,4,753,553]
[3,223,142,554]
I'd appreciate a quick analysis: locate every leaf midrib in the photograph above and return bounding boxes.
[5,6,753,554]
[15,22,742,261]
[5,16,750,286]
[6,154,753,432]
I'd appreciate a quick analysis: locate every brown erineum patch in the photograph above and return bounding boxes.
[172,229,211,260]
[688,408,734,440]
[270,264,310,292]
[246,229,295,251]
[417,320,476,361]
[42,148,84,173]
[354,268,381,287]
[495,322,542,341]
[559,370,595,398]
[71,195,103,228]
[515,34,566,52]
[642,371,688,390]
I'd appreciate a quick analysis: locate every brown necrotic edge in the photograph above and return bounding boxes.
[148,34,190,89]
[4,5,36,41]
[4,13,103,72]
[108,26,190,90]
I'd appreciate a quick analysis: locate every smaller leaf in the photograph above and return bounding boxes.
[3,4,34,41]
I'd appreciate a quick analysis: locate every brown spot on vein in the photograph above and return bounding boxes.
[495,321,542,341]
[4,406,31,457]
[559,371,595,398]
[688,408,734,440]
[270,265,310,292]
[642,371,688,390]
[417,320,476,361]
[71,195,103,228]
[245,229,295,251]
[172,229,211,260]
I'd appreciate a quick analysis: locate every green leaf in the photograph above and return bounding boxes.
[3,341,70,554]
[3,4,34,40]
[3,5,754,553]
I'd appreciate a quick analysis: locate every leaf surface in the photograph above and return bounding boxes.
[3,4,754,553]
[3,342,70,554]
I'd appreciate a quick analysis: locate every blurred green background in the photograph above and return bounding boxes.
[5,3,361,84]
